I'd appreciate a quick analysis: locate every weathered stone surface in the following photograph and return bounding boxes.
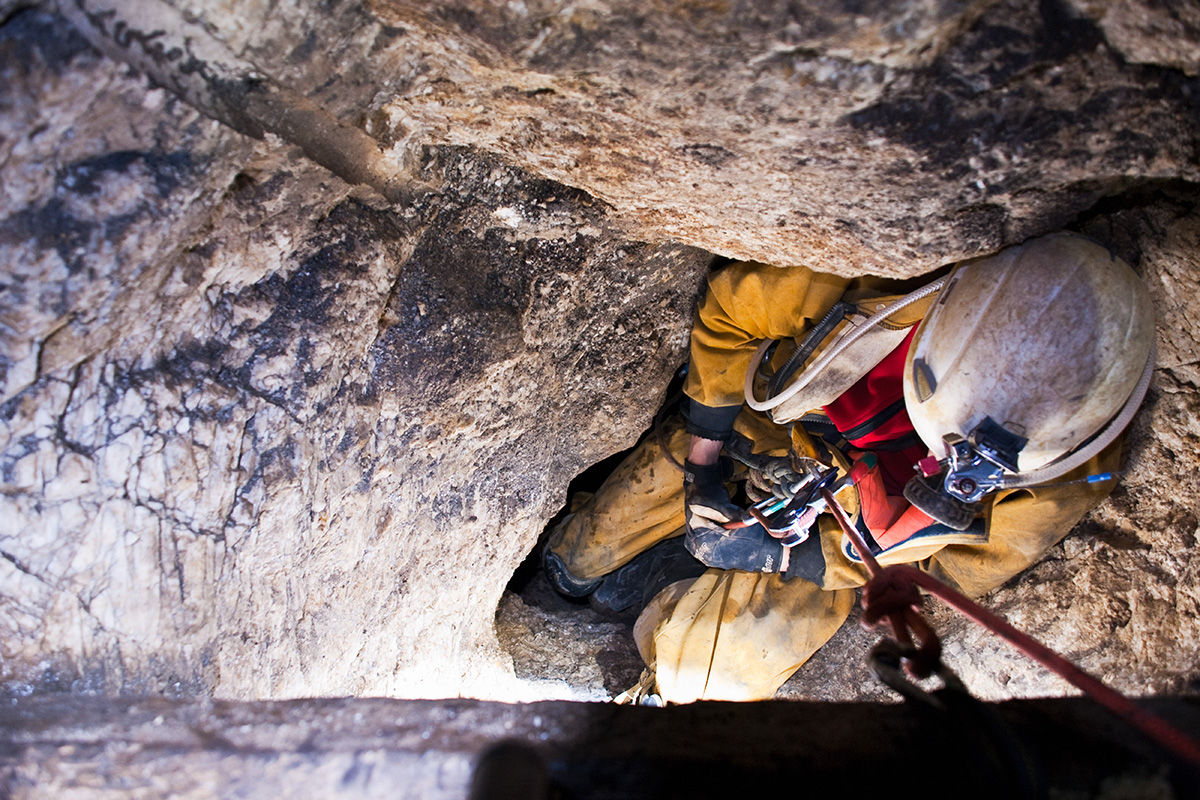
[1,0,1199,718]
[0,8,709,699]
[2,694,1198,799]
[47,0,1200,277]
[358,0,1199,275]
[1068,0,1200,76]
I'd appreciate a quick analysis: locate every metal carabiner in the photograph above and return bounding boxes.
[868,638,967,710]
[758,466,840,546]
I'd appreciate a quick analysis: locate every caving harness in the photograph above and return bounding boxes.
[634,235,1195,771]
[720,457,841,546]
[720,289,940,562]
[741,233,1155,533]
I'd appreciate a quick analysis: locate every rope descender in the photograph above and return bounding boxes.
[723,464,845,550]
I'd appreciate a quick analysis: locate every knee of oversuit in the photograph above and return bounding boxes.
[633,569,855,703]
[545,417,691,581]
[544,411,1122,704]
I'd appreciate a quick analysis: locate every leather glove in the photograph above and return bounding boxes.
[683,459,742,524]
[684,458,789,573]
[684,519,789,574]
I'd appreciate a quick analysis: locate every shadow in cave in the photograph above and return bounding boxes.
[503,442,639,608]
[498,367,690,699]
[505,364,689,608]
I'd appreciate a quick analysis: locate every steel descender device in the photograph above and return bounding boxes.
[727,464,845,548]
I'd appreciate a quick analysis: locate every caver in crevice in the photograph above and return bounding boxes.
[545,232,1154,704]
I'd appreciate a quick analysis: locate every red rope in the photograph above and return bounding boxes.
[820,488,1200,768]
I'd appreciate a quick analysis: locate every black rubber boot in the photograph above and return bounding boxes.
[589,536,707,616]
[542,520,604,598]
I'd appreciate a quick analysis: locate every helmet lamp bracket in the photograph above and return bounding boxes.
[940,417,1028,503]
[969,416,1028,472]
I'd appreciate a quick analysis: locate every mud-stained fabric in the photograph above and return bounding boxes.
[549,428,1119,704]
[547,418,690,581]
[547,409,797,582]
[607,440,1121,703]
[549,260,1123,704]
[925,441,1122,597]
[684,263,850,410]
[683,263,935,414]
[633,571,855,703]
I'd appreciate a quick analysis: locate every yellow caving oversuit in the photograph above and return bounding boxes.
[545,260,1120,704]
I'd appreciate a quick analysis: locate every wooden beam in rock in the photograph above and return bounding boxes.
[54,0,433,205]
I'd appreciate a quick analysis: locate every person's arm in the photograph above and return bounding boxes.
[686,435,724,466]
[680,262,849,527]
[682,262,850,443]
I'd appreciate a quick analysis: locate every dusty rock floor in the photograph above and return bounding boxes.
[498,561,644,702]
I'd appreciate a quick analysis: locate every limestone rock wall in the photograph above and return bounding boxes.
[0,9,709,699]
[1,0,1199,705]
[362,0,1199,275]
[47,0,1200,278]
[4,694,1198,799]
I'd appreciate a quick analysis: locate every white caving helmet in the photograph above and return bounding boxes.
[901,232,1156,528]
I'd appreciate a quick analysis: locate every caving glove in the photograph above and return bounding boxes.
[683,459,742,524]
[684,518,790,575]
[684,458,791,575]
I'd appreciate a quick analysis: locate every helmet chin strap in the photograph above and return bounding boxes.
[999,342,1155,489]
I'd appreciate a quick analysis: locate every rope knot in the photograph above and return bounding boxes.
[861,568,922,627]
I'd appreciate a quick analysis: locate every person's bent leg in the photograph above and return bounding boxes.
[633,569,854,703]
[546,418,691,588]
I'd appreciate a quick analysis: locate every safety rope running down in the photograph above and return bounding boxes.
[819,487,1200,769]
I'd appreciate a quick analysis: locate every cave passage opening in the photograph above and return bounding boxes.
[498,363,690,701]
[491,228,1172,709]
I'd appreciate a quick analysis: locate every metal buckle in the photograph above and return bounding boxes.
[939,417,1028,503]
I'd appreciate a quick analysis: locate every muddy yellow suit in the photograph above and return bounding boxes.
[549,261,1119,703]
